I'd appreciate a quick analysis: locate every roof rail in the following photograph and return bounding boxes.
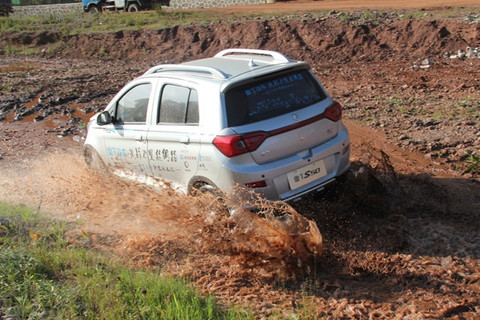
[214,49,293,63]
[143,64,228,79]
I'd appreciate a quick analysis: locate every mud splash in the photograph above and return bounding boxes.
[2,121,480,318]
[0,150,323,279]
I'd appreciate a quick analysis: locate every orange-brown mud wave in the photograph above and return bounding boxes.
[0,150,324,281]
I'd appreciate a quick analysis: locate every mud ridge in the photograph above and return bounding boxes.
[1,17,478,63]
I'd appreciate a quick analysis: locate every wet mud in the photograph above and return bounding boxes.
[1,133,478,318]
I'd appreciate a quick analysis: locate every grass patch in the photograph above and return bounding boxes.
[1,7,476,40]
[463,151,480,175]
[2,44,41,56]
[0,10,260,35]
[0,203,253,320]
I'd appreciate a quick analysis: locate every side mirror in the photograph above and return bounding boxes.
[97,111,112,125]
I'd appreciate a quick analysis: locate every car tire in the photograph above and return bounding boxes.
[84,146,108,173]
[127,3,139,12]
[191,182,221,197]
[87,4,100,13]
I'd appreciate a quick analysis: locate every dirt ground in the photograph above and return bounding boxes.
[1,1,480,318]
[211,0,480,12]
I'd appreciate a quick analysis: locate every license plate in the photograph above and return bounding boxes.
[287,160,327,190]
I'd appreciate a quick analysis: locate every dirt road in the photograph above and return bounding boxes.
[1,4,480,319]
[209,0,480,12]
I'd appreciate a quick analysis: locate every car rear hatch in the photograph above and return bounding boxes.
[247,105,339,164]
[222,68,341,164]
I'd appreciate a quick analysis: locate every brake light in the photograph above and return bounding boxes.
[324,101,343,121]
[213,131,269,157]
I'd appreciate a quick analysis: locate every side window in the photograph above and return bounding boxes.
[116,83,151,124]
[158,85,199,125]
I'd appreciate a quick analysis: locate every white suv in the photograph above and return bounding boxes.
[84,49,350,201]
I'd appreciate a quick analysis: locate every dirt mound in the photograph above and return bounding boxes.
[1,15,478,63]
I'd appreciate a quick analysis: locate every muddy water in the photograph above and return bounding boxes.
[0,151,323,277]
[4,100,95,126]
[67,103,95,123]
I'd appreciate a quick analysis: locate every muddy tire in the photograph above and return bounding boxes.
[127,3,139,12]
[191,181,228,204]
[87,4,100,13]
[191,182,223,197]
[84,146,108,173]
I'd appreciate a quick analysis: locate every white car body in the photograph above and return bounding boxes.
[84,49,350,201]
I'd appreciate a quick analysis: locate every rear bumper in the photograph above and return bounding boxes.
[218,127,350,201]
[281,176,339,202]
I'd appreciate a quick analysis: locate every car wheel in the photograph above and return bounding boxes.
[127,3,139,12]
[191,182,220,196]
[191,182,231,215]
[191,182,228,203]
[84,146,108,173]
[87,4,100,13]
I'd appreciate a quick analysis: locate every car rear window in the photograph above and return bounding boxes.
[225,69,326,127]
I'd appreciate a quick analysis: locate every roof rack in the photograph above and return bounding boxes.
[143,64,228,79]
[214,49,293,64]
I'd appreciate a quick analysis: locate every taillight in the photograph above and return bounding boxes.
[324,101,343,121]
[213,131,269,157]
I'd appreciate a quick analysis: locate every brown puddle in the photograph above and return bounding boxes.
[4,113,15,122]
[67,103,96,123]
[25,92,44,109]
[6,101,95,130]
[43,116,70,130]
[21,113,41,123]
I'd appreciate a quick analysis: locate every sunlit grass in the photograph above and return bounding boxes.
[1,5,477,36]
[0,203,253,320]
[463,151,480,175]
[0,9,277,34]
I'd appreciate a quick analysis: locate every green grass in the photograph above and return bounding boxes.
[0,203,253,320]
[463,151,480,175]
[0,8,320,35]
[2,44,41,56]
[0,9,271,35]
[1,6,477,38]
